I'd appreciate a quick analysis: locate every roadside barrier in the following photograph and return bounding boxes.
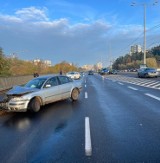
[0,75,33,91]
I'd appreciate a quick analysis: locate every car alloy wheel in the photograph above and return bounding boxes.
[71,88,79,101]
[29,98,41,112]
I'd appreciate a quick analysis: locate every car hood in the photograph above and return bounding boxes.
[7,86,39,96]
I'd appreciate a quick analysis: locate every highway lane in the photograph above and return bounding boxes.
[0,74,160,162]
[87,74,160,162]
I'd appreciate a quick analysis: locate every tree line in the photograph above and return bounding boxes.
[112,45,160,70]
[0,47,81,76]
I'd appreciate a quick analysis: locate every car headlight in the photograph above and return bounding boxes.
[10,97,28,102]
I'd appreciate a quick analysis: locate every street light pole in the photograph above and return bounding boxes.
[131,1,158,66]
[143,3,146,65]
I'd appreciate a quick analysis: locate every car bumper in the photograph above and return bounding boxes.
[0,100,29,112]
[148,73,158,77]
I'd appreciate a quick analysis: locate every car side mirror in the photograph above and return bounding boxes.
[45,84,51,88]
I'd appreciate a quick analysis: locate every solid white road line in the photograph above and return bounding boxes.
[85,92,88,99]
[85,117,92,156]
[128,86,138,91]
[145,93,160,101]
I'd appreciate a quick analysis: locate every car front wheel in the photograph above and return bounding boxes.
[29,98,41,112]
[71,88,79,101]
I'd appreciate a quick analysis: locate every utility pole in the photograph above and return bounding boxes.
[131,0,158,66]
[143,3,146,65]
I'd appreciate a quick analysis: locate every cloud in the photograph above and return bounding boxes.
[0,6,158,66]
[15,7,49,21]
[0,14,22,24]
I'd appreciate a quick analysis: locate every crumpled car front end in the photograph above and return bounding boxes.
[0,94,30,112]
[0,86,38,112]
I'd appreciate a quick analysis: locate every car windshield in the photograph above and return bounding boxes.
[25,78,47,89]
[68,72,75,74]
[146,68,156,71]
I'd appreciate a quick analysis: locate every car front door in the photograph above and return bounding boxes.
[43,77,61,104]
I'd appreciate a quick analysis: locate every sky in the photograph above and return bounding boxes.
[0,0,160,66]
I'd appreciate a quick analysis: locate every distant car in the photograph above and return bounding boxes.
[0,75,82,112]
[66,71,81,79]
[88,70,94,75]
[99,68,109,75]
[137,68,158,78]
[109,69,118,74]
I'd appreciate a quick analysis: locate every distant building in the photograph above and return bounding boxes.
[96,62,103,69]
[130,45,142,54]
[33,59,52,66]
[33,59,41,65]
[82,65,93,70]
[43,60,52,67]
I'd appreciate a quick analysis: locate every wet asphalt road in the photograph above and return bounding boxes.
[0,74,160,163]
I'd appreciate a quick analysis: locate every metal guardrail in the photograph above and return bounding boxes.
[0,75,33,91]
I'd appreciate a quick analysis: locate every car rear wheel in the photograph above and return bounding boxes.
[71,88,79,101]
[29,98,41,112]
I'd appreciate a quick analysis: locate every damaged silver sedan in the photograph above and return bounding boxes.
[0,75,82,112]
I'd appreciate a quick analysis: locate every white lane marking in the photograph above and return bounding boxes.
[85,84,87,88]
[147,81,159,87]
[128,86,138,91]
[85,117,92,156]
[85,92,88,99]
[152,83,160,88]
[118,82,124,85]
[145,93,160,101]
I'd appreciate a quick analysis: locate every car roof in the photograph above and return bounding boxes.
[35,74,64,80]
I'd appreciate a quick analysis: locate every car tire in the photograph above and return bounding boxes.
[71,88,79,101]
[29,98,41,112]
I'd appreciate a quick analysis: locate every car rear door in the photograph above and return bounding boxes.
[58,76,73,99]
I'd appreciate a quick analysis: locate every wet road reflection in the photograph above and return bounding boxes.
[0,99,81,163]
[4,99,79,131]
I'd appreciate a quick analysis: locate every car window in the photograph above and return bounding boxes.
[44,77,59,87]
[25,78,47,89]
[147,68,155,71]
[139,68,145,72]
[58,76,71,84]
